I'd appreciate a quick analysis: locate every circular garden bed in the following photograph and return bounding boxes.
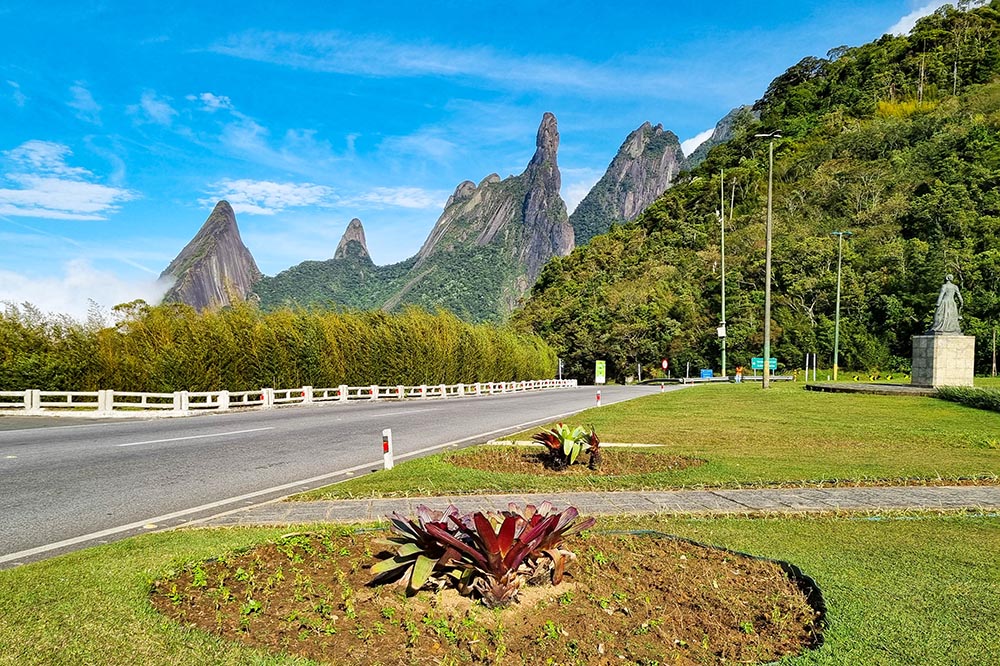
[152,529,823,665]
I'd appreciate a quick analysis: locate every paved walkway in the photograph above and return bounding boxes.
[198,485,1000,527]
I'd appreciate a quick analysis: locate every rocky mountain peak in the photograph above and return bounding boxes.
[528,111,560,173]
[160,201,262,310]
[569,121,685,245]
[334,218,371,261]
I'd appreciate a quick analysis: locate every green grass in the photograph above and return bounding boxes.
[0,513,997,665]
[301,383,1000,499]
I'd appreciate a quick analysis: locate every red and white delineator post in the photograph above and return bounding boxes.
[382,428,394,470]
[596,390,602,407]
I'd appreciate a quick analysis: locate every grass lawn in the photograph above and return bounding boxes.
[0,513,996,665]
[298,382,1000,500]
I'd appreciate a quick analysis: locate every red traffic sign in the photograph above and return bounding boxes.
[661,358,668,370]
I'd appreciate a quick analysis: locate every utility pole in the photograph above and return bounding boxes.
[755,132,781,389]
[993,328,996,377]
[720,169,727,378]
[831,230,853,380]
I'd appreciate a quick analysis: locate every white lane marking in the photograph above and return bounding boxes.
[115,427,275,447]
[0,390,659,565]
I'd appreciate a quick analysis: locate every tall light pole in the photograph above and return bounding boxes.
[831,230,853,380]
[755,132,781,389]
[719,170,727,378]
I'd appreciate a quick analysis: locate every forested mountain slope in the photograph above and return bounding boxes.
[514,2,1000,381]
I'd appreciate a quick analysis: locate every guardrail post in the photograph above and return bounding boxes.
[371,384,379,401]
[98,389,112,414]
[474,382,481,396]
[219,390,230,411]
[457,383,464,397]
[28,389,40,413]
[179,391,190,414]
[262,388,274,409]
[439,383,447,399]
[382,428,394,470]
[420,384,427,399]
[339,385,349,403]
[302,386,313,404]
[397,385,405,399]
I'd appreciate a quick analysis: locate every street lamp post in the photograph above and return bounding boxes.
[755,132,781,389]
[831,230,853,380]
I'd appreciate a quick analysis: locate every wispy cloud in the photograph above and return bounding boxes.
[0,141,135,220]
[6,80,26,107]
[379,130,458,162]
[347,187,447,210]
[889,1,951,36]
[128,90,178,125]
[209,30,691,98]
[0,259,171,321]
[68,82,101,124]
[680,128,715,157]
[186,91,235,113]
[201,178,334,215]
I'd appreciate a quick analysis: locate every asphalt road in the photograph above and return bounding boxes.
[0,384,667,566]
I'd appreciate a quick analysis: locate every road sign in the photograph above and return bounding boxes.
[700,369,714,379]
[595,360,606,384]
[661,358,668,371]
[751,357,777,370]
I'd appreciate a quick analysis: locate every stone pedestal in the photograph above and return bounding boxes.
[911,335,975,387]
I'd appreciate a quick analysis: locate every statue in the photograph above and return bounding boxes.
[929,274,963,335]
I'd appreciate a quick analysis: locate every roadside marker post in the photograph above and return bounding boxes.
[660,383,665,393]
[596,390,602,407]
[382,429,394,470]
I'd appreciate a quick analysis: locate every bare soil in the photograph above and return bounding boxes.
[151,530,822,665]
[448,448,705,476]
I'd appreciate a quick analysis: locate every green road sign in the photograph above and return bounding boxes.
[595,360,606,384]
[751,357,777,370]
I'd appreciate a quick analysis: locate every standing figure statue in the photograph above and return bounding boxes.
[930,274,964,335]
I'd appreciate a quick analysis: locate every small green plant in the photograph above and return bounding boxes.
[531,423,601,470]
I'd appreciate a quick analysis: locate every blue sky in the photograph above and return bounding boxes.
[0,0,950,317]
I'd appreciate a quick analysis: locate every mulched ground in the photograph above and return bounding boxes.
[448,447,706,476]
[151,529,822,665]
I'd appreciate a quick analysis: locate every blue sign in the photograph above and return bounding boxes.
[700,369,714,379]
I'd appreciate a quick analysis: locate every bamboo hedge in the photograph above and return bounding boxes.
[0,301,558,392]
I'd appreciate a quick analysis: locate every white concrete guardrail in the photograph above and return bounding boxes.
[0,380,578,418]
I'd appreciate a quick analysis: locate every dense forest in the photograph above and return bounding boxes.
[514,2,1000,382]
[0,301,556,392]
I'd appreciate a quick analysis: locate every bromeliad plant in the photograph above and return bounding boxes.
[532,423,602,471]
[371,502,595,608]
[370,505,467,593]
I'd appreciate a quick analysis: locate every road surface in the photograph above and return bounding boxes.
[0,384,669,566]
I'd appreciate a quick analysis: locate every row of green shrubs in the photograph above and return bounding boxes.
[935,385,1000,413]
[0,300,557,392]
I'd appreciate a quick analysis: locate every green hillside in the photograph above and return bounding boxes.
[514,2,1000,382]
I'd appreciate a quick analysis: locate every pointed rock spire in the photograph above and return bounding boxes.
[159,200,262,310]
[334,218,371,261]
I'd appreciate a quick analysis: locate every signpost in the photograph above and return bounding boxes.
[751,357,777,371]
[594,360,606,385]
[661,358,668,371]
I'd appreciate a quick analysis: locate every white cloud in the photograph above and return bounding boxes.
[201,178,334,215]
[186,91,235,112]
[889,1,952,36]
[7,80,26,107]
[348,187,447,209]
[379,130,458,162]
[680,128,716,157]
[128,90,178,125]
[68,82,101,124]
[0,259,171,321]
[0,141,135,220]
[210,30,692,98]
